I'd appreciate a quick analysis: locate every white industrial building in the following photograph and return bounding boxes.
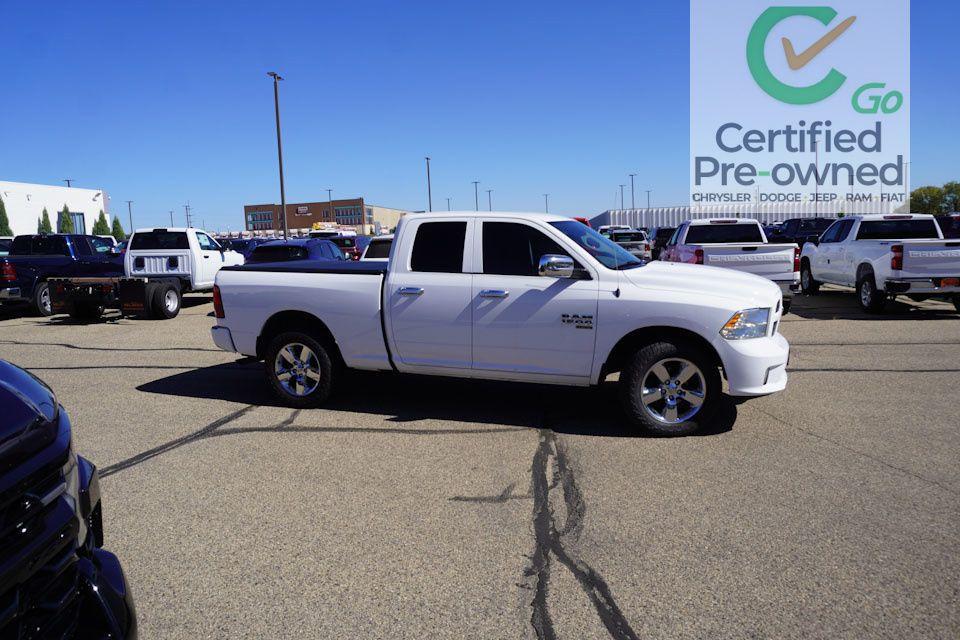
[590,199,900,229]
[0,181,111,236]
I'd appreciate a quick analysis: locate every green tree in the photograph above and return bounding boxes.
[0,196,12,236]
[58,205,74,233]
[910,186,945,215]
[111,217,126,241]
[92,210,111,235]
[942,181,960,213]
[39,208,53,233]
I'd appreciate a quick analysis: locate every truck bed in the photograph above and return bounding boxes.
[699,243,797,281]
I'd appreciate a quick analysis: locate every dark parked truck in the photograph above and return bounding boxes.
[0,234,122,316]
[0,360,136,637]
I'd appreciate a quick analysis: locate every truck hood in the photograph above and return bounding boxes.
[0,360,59,467]
[623,261,782,309]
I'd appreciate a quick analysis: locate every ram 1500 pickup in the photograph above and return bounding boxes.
[661,218,801,311]
[801,214,960,312]
[212,212,790,436]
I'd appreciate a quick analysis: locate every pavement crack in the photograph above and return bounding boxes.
[521,419,639,640]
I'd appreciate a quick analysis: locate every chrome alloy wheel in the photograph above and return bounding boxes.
[859,279,873,307]
[274,342,322,397]
[164,289,179,312]
[801,267,811,290]
[639,358,706,424]
[40,286,51,314]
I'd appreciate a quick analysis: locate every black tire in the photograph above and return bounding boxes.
[151,283,181,319]
[69,301,105,320]
[782,297,792,315]
[264,331,334,408]
[952,294,960,313]
[857,270,887,313]
[800,260,819,295]
[32,282,52,316]
[619,341,720,437]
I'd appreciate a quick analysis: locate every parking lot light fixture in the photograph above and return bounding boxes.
[446,197,451,211]
[267,71,288,240]
[486,189,493,211]
[543,194,549,213]
[629,174,636,209]
[472,181,480,211]
[646,189,652,209]
[425,157,433,212]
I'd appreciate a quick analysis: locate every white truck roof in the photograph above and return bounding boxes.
[848,213,935,221]
[132,227,207,233]
[403,211,574,225]
[686,218,760,226]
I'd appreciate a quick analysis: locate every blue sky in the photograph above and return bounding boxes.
[1,1,956,232]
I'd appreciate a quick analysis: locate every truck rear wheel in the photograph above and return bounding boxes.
[33,282,53,316]
[857,271,886,313]
[151,283,181,319]
[800,260,819,295]
[619,341,720,436]
[264,331,334,408]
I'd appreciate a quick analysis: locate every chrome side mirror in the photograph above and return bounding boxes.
[538,254,575,278]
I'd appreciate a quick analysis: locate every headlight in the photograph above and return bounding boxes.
[719,308,770,340]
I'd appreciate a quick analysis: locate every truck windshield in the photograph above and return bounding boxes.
[856,220,940,240]
[549,221,643,270]
[685,224,764,244]
[130,231,190,250]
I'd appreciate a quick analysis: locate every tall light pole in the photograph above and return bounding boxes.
[126,201,133,232]
[543,194,549,213]
[629,174,636,209]
[267,71,289,240]
[645,190,652,209]
[169,210,174,226]
[619,184,626,210]
[446,197,451,211]
[486,189,493,211]
[326,188,334,225]
[425,157,433,212]
[472,181,480,211]
[63,179,74,188]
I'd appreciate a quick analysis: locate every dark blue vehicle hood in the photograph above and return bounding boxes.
[0,361,59,467]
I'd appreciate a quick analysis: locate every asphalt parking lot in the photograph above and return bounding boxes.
[1,289,958,639]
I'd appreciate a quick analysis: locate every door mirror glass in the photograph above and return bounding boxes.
[538,254,575,278]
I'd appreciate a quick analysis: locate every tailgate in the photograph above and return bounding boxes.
[701,244,797,280]
[126,250,192,278]
[900,241,960,277]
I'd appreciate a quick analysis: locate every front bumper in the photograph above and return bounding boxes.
[211,325,237,352]
[885,277,960,295]
[716,332,790,397]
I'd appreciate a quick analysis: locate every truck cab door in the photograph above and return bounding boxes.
[386,218,474,370]
[195,231,221,288]
[471,220,599,379]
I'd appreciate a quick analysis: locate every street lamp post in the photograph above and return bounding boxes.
[472,181,480,211]
[629,174,636,209]
[645,190,652,209]
[486,189,493,211]
[425,157,433,212]
[326,188,334,227]
[125,201,133,232]
[169,210,174,226]
[63,179,74,188]
[267,71,289,240]
[543,194,549,213]
[446,197,451,211]
[619,185,625,210]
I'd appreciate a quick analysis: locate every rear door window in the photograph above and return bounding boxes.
[130,231,190,250]
[365,239,392,259]
[410,222,467,273]
[684,223,764,244]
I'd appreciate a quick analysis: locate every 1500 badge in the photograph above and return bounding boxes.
[561,314,594,330]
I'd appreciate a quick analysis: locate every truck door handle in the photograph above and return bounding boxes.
[480,289,509,298]
[203,255,210,259]
[398,287,423,296]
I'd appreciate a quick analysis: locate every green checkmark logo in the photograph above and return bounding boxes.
[747,6,853,105]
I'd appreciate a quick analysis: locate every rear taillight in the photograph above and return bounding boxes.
[694,248,704,265]
[793,247,800,272]
[891,244,903,271]
[213,284,225,318]
[0,262,15,282]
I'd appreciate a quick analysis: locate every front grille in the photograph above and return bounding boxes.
[0,454,82,639]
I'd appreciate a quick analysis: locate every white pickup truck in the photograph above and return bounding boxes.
[800,214,960,312]
[211,212,790,436]
[661,218,801,311]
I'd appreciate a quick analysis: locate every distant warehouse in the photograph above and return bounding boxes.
[0,181,111,235]
[243,197,410,235]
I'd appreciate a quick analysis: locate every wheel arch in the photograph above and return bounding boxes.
[256,310,345,368]
[600,326,723,382]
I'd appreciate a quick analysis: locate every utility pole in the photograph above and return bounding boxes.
[267,71,289,239]
[446,197,451,211]
[619,185,626,210]
[472,181,480,211]
[126,201,133,232]
[486,189,493,211]
[425,157,433,212]
[63,179,74,188]
[629,174,636,209]
[543,194,549,213]
[184,203,192,228]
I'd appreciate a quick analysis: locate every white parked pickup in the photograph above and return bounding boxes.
[211,212,790,436]
[800,214,960,312]
[661,218,800,311]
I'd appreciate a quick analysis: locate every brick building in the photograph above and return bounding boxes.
[243,197,409,235]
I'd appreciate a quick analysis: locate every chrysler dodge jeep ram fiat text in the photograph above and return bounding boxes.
[211,212,791,435]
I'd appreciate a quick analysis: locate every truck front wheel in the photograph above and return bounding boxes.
[264,332,334,408]
[619,341,720,436]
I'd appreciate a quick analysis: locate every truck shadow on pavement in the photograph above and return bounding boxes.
[789,288,959,321]
[137,361,736,439]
